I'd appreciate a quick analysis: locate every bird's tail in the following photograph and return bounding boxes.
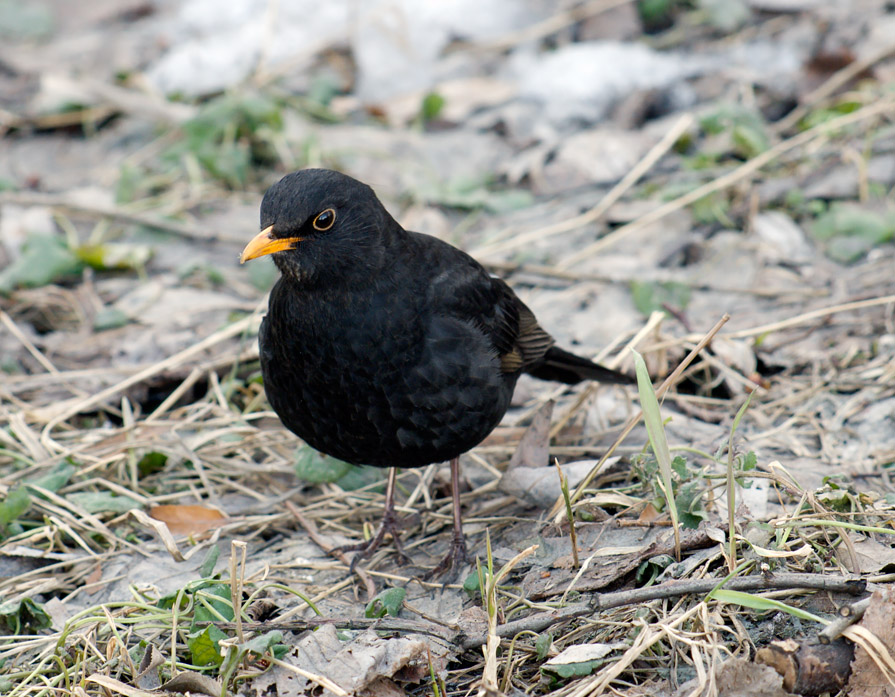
[526,346,635,385]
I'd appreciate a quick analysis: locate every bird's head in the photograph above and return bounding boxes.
[240,169,392,285]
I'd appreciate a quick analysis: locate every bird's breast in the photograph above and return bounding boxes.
[259,280,515,468]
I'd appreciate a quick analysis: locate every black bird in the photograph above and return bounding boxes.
[241,168,631,576]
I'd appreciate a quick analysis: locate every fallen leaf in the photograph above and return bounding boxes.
[148,504,228,536]
[508,400,553,470]
[266,624,453,696]
[542,643,621,679]
[675,656,795,696]
[846,586,895,697]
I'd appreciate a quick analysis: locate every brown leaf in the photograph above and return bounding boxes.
[508,400,553,470]
[148,504,228,536]
[846,586,895,697]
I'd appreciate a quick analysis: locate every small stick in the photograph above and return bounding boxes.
[40,312,261,445]
[819,596,871,644]
[592,573,866,611]
[0,310,59,374]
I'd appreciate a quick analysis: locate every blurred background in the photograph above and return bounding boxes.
[1,0,893,377]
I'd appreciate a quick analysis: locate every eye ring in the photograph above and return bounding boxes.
[313,208,336,231]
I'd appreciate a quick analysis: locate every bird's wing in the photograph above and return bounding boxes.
[427,253,554,375]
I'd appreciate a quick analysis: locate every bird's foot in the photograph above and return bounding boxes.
[333,507,409,572]
[426,531,469,581]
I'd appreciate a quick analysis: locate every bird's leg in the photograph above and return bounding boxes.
[333,467,408,571]
[427,457,469,579]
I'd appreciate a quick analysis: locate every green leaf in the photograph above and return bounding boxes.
[712,589,827,624]
[0,235,84,294]
[187,624,228,666]
[671,455,688,479]
[637,0,677,30]
[812,204,895,263]
[0,597,52,634]
[629,280,691,317]
[242,630,284,655]
[137,452,168,477]
[420,92,445,122]
[93,307,130,331]
[193,584,234,624]
[731,122,769,158]
[65,491,141,514]
[699,0,750,33]
[462,570,482,598]
[26,462,75,496]
[294,448,353,483]
[633,350,680,538]
[365,587,405,618]
[76,242,153,271]
[676,480,708,529]
[741,451,757,471]
[535,632,553,661]
[199,544,220,579]
[0,486,31,528]
[636,554,675,585]
[335,465,387,491]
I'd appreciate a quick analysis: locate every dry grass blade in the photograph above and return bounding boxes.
[550,313,730,519]
[39,312,261,449]
[842,625,895,687]
[473,113,694,258]
[480,543,539,695]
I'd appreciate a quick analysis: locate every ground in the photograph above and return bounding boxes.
[2,1,895,696]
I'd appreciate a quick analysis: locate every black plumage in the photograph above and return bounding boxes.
[241,168,631,574]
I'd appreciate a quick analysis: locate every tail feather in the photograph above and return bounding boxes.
[526,346,634,386]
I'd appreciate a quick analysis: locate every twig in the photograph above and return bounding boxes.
[206,616,458,643]
[266,656,349,696]
[285,501,376,602]
[460,603,591,650]
[819,597,871,644]
[721,294,895,340]
[592,573,866,611]
[547,305,663,440]
[0,310,59,374]
[470,0,633,52]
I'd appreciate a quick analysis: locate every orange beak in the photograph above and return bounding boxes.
[239,225,302,263]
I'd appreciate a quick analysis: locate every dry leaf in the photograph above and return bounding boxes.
[148,504,228,536]
[846,586,895,697]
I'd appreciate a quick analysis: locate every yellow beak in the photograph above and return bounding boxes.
[239,225,302,263]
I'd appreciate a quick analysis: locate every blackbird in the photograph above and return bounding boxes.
[240,168,632,576]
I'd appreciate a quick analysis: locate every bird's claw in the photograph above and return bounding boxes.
[333,507,409,571]
[426,531,469,581]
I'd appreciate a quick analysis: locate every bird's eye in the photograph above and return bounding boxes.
[312,208,336,231]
